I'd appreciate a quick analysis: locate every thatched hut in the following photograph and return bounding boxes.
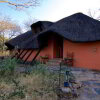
[5,13,100,70]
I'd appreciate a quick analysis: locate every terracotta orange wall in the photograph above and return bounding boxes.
[25,36,54,62]
[22,50,32,61]
[20,50,27,58]
[27,50,37,61]
[63,39,100,70]
[18,37,54,62]
[36,36,54,60]
[19,50,37,62]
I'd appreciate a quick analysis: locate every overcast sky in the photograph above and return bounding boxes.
[0,0,100,30]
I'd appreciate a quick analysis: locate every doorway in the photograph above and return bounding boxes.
[54,35,63,58]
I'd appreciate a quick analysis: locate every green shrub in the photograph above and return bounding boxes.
[7,79,26,99]
[32,64,48,75]
[0,58,17,76]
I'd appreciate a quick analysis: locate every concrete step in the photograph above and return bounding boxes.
[48,58,62,62]
[47,62,60,66]
[46,58,62,66]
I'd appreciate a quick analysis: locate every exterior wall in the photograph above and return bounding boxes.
[22,35,54,62]
[18,50,37,61]
[63,39,100,70]
[16,36,100,70]
[26,50,37,61]
[22,50,32,61]
[36,35,54,60]
[20,50,27,58]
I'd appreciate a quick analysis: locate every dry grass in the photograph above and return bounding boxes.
[0,65,58,100]
[20,74,57,100]
[0,51,9,56]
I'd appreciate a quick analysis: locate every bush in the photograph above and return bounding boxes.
[31,64,48,75]
[0,62,59,100]
[7,79,26,99]
[0,58,17,76]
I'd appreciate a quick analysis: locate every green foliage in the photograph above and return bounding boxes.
[8,79,26,99]
[32,64,59,90]
[0,58,17,76]
[32,64,49,75]
[30,60,41,66]
[0,35,8,51]
[0,60,61,100]
[0,79,26,100]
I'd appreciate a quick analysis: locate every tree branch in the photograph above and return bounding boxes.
[0,0,39,8]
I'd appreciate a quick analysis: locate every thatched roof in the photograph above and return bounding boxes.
[38,13,100,42]
[31,21,53,29]
[5,31,33,49]
[19,34,39,49]
[5,21,54,50]
[6,13,100,50]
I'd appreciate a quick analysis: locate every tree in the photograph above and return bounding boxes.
[0,16,21,52]
[88,9,100,20]
[0,21,18,34]
[0,35,8,52]
[6,25,21,39]
[0,0,40,9]
[0,17,21,38]
[24,18,37,31]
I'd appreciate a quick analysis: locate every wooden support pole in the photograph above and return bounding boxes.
[23,50,34,64]
[31,48,42,65]
[20,50,29,60]
[17,50,24,59]
[11,52,18,59]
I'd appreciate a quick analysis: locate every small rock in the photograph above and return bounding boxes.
[61,87,72,93]
[73,83,82,89]
[72,90,79,98]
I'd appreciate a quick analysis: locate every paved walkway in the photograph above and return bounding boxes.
[74,69,100,100]
[47,66,100,100]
